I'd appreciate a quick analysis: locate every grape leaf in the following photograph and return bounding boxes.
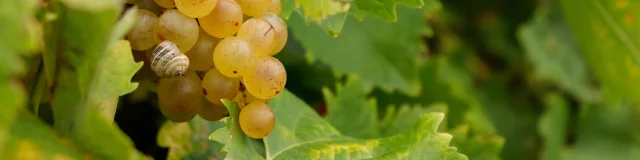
[350,0,430,21]
[288,5,428,96]
[323,77,379,139]
[0,0,38,156]
[212,90,468,159]
[518,1,600,102]
[449,125,504,160]
[158,116,226,160]
[538,93,568,160]
[379,104,447,137]
[560,0,640,106]
[566,102,640,160]
[45,0,144,158]
[2,112,86,159]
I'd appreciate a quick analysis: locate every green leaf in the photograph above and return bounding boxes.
[213,90,468,159]
[518,1,600,102]
[209,100,266,160]
[449,125,504,160]
[379,104,447,137]
[350,0,428,21]
[323,77,379,139]
[288,5,428,95]
[567,103,640,160]
[2,112,86,159]
[158,116,226,160]
[45,0,144,158]
[538,93,568,160]
[560,0,640,105]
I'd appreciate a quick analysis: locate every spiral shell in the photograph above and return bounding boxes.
[151,41,190,77]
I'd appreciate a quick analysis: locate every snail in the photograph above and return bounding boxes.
[151,41,190,77]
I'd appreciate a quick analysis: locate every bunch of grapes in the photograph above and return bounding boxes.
[126,0,286,139]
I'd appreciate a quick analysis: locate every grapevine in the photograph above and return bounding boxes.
[126,0,285,138]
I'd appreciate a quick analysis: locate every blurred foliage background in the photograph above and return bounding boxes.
[4,0,640,159]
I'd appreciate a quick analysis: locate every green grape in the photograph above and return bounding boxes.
[267,0,281,15]
[236,0,271,17]
[243,56,286,99]
[137,0,164,15]
[196,99,229,121]
[198,0,243,38]
[127,9,158,51]
[185,28,221,71]
[213,37,255,77]
[258,12,287,55]
[240,82,270,106]
[202,67,240,104]
[237,18,276,56]
[154,0,175,8]
[157,71,202,122]
[175,0,217,18]
[239,101,275,139]
[153,9,199,52]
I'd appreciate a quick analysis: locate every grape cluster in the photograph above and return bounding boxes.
[126,0,286,139]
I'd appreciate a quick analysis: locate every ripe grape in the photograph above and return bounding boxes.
[153,9,199,52]
[137,0,164,15]
[258,12,287,55]
[127,9,158,51]
[240,82,270,106]
[267,0,281,15]
[175,0,217,18]
[196,99,229,121]
[243,56,286,99]
[198,0,243,38]
[235,0,271,17]
[154,0,175,8]
[213,37,255,77]
[157,71,203,122]
[185,28,221,71]
[237,18,276,56]
[239,101,275,139]
[202,67,240,105]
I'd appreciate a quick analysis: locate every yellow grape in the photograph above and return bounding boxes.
[236,0,271,17]
[157,71,203,122]
[239,101,275,139]
[127,9,158,51]
[185,28,221,71]
[257,12,287,55]
[237,18,276,56]
[153,9,199,52]
[240,82,270,106]
[213,37,255,77]
[175,0,217,18]
[243,56,286,99]
[138,0,164,15]
[198,0,243,38]
[196,99,229,121]
[154,0,175,8]
[202,67,240,105]
[267,0,281,15]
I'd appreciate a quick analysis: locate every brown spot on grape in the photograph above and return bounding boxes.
[203,89,208,95]
[234,22,239,26]
[233,71,237,74]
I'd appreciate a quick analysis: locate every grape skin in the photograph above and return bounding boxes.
[239,102,275,139]
[240,82,270,106]
[157,71,203,122]
[175,0,217,18]
[196,99,229,121]
[243,56,286,99]
[258,12,287,55]
[213,37,255,78]
[127,9,158,51]
[198,0,243,38]
[237,18,276,56]
[267,0,281,15]
[185,28,221,71]
[202,67,240,105]
[153,9,199,52]
[236,0,271,17]
[154,0,175,8]
[137,0,164,15]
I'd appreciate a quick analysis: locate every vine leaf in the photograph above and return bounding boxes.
[212,90,468,160]
[158,116,226,160]
[561,0,640,105]
[323,77,379,139]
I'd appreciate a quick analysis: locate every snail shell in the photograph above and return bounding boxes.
[151,41,190,77]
